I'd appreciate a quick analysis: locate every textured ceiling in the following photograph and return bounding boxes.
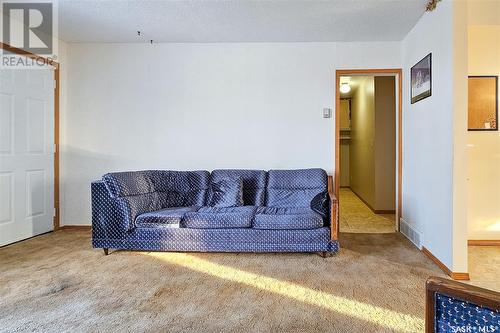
[58,0,428,43]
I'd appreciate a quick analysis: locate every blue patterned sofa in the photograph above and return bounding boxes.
[91,168,339,255]
[426,277,499,333]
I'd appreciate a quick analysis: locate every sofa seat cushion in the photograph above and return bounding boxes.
[253,206,324,230]
[136,206,199,227]
[181,206,257,229]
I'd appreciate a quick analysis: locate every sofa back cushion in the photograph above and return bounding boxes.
[265,169,327,207]
[210,169,267,206]
[102,171,155,198]
[207,177,244,207]
[150,170,210,206]
[102,170,210,207]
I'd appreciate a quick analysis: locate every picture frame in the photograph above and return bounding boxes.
[468,76,498,131]
[411,53,432,104]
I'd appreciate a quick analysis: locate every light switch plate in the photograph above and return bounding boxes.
[323,108,332,118]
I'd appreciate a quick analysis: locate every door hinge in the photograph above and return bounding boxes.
[53,143,57,154]
[54,79,57,90]
[53,207,57,218]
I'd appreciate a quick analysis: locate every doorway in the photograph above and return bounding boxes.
[0,43,60,246]
[335,69,402,233]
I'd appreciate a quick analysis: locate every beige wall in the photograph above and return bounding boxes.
[348,76,396,211]
[467,25,500,240]
[350,77,376,207]
[340,99,350,187]
[374,76,396,211]
[340,143,350,187]
[339,99,351,129]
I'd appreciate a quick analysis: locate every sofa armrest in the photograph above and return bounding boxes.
[93,179,173,239]
[116,194,161,230]
[91,181,129,239]
[327,176,338,241]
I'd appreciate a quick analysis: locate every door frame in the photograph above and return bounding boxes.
[0,42,60,230]
[335,69,403,229]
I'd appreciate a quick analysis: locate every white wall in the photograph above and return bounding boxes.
[58,39,68,151]
[61,42,401,225]
[60,5,470,275]
[401,0,468,272]
[467,25,500,240]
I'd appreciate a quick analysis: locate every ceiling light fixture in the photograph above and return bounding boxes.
[340,83,351,94]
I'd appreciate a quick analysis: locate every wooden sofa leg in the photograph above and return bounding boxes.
[321,251,327,258]
[103,248,109,255]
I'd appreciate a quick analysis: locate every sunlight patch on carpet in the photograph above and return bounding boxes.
[145,252,424,332]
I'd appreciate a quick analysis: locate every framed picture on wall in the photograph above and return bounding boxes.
[410,53,432,104]
[468,76,498,131]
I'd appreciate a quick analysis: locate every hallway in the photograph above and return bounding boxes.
[339,188,395,233]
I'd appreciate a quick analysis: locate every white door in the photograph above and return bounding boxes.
[0,68,55,246]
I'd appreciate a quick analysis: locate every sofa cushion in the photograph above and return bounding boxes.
[210,170,267,206]
[117,192,164,230]
[181,206,256,229]
[135,206,199,227]
[102,171,155,198]
[102,170,210,206]
[253,206,324,230]
[208,177,244,208]
[149,170,210,206]
[266,169,327,207]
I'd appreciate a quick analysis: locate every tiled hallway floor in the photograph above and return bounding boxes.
[467,245,500,291]
[339,188,396,233]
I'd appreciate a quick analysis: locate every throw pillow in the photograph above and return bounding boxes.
[310,190,329,218]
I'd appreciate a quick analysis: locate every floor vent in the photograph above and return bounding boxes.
[400,218,422,249]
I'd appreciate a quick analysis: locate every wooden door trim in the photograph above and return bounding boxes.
[335,68,403,229]
[0,42,61,230]
[468,240,500,246]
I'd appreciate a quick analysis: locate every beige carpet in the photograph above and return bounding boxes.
[340,188,396,233]
[0,230,448,333]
